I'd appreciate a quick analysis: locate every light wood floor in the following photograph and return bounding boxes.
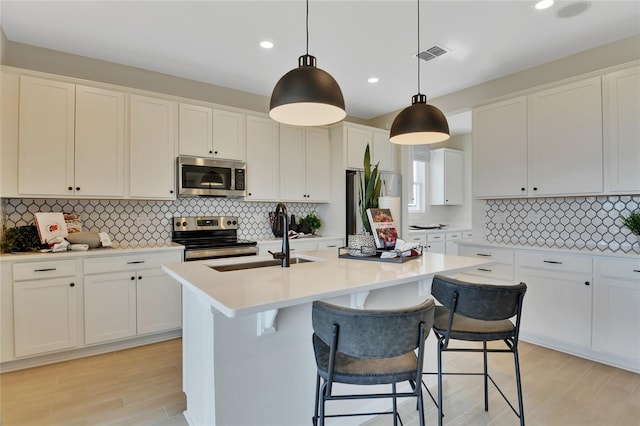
[1,338,638,426]
[0,338,186,426]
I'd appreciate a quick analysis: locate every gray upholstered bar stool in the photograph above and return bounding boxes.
[427,275,527,426]
[312,298,435,426]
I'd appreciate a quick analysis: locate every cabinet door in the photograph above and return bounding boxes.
[603,66,640,193]
[129,94,177,199]
[179,103,213,157]
[592,258,640,361]
[245,116,279,200]
[18,76,75,196]
[346,126,371,169]
[13,277,78,357]
[426,241,445,254]
[137,267,182,335]
[372,129,394,172]
[305,127,330,202]
[212,109,245,161]
[75,85,125,197]
[472,97,528,198]
[279,125,306,201]
[431,149,463,205]
[84,271,137,344]
[518,267,592,348]
[528,77,603,196]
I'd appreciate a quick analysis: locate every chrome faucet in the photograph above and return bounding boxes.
[269,203,290,267]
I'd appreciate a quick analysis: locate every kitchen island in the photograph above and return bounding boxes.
[162,249,495,426]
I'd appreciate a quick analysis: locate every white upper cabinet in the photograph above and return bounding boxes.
[18,76,125,198]
[213,109,246,161]
[279,125,330,202]
[344,124,395,172]
[472,96,528,198]
[430,148,463,205]
[178,104,246,161]
[245,115,279,201]
[528,76,603,196]
[603,65,640,193]
[179,103,213,157]
[129,94,177,199]
[372,129,394,172]
[473,76,604,198]
[75,85,125,197]
[18,76,76,196]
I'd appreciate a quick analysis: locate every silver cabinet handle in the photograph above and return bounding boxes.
[543,260,563,264]
[476,253,492,257]
[127,260,145,264]
[35,268,56,272]
[478,268,492,272]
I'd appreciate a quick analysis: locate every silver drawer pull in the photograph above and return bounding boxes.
[34,268,56,272]
[478,268,492,272]
[127,260,145,264]
[543,260,563,265]
[476,253,492,257]
[634,269,640,273]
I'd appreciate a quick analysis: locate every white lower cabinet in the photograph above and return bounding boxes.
[257,237,344,255]
[10,259,81,358]
[84,271,137,344]
[456,244,514,284]
[592,257,640,362]
[425,233,445,254]
[83,251,182,345]
[14,277,79,357]
[517,251,593,348]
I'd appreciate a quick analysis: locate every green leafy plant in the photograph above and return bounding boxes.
[358,144,382,234]
[1,225,42,253]
[621,210,640,235]
[301,212,322,234]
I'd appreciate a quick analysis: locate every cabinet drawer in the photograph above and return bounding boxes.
[458,245,514,265]
[13,259,77,281]
[84,251,182,275]
[407,233,427,245]
[463,231,473,239]
[461,263,515,282]
[518,251,592,274]
[427,233,445,242]
[445,232,462,241]
[597,258,640,280]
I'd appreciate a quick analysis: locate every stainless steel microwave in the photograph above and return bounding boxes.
[177,156,246,197]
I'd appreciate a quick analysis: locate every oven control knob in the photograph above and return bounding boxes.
[232,220,237,225]
[182,221,188,227]
[226,220,232,226]
[176,221,181,227]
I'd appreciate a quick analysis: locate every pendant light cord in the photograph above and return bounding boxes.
[417,0,421,95]
[306,0,309,55]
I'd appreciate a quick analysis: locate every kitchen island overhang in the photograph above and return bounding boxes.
[162,249,495,426]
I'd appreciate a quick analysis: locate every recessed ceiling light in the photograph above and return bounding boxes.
[534,0,554,10]
[368,77,379,84]
[260,41,274,49]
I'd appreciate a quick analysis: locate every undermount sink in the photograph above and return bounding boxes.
[210,257,315,272]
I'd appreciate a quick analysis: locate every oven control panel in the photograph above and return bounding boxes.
[173,216,238,231]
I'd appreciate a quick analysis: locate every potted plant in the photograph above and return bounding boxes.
[620,210,640,244]
[300,212,321,235]
[348,144,381,256]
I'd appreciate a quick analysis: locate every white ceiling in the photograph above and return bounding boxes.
[2,0,639,131]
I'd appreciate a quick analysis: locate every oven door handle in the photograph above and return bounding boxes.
[184,246,258,261]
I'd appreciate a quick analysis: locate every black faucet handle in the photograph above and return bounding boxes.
[268,250,286,260]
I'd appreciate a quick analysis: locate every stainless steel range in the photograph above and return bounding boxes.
[172,216,258,261]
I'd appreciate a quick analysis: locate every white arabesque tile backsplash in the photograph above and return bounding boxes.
[1,198,319,246]
[484,195,639,253]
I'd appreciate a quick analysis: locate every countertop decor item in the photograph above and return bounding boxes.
[389,0,450,145]
[34,212,68,244]
[300,212,321,235]
[269,0,345,126]
[1,225,43,253]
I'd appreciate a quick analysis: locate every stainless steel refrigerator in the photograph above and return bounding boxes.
[346,170,402,240]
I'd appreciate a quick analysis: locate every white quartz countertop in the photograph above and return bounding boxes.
[162,249,495,318]
[458,239,640,259]
[0,242,184,262]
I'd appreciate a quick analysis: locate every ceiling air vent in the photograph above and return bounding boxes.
[416,45,448,62]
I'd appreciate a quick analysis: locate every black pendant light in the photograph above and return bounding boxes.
[269,0,346,127]
[390,0,450,145]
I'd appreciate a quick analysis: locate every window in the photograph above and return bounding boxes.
[409,160,425,212]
